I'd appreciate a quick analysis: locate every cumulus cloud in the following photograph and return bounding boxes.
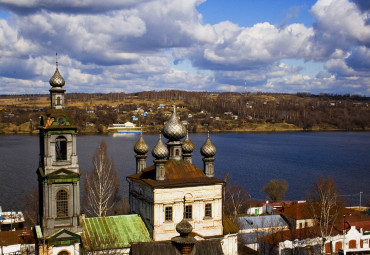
[0,0,369,95]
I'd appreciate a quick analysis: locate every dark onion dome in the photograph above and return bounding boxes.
[182,131,194,153]
[152,134,168,159]
[134,133,149,155]
[176,219,193,237]
[200,132,216,157]
[49,64,65,87]
[162,106,186,141]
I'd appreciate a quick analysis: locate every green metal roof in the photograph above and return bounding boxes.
[81,214,152,251]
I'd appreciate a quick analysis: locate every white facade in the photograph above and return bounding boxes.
[130,181,223,241]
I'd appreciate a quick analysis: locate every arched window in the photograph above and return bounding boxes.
[56,189,68,217]
[58,251,69,255]
[175,149,179,156]
[55,136,67,160]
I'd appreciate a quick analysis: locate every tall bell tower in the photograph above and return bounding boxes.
[37,58,82,236]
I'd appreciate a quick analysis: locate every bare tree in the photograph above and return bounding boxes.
[307,176,344,254]
[21,186,38,227]
[223,173,250,218]
[84,141,119,217]
[262,179,288,202]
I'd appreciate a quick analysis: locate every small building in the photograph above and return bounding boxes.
[0,229,35,255]
[0,209,25,231]
[273,201,315,229]
[235,215,289,251]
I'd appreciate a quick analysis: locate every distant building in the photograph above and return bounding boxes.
[0,209,24,231]
[0,229,35,254]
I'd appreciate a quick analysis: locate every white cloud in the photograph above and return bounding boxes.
[0,0,369,95]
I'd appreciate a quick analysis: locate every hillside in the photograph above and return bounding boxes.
[0,91,369,134]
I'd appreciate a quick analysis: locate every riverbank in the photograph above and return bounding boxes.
[1,121,368,135]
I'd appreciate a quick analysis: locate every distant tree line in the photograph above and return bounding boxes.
[0,91,369,133]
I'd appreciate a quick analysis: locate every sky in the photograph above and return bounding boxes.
[0,0,370,95]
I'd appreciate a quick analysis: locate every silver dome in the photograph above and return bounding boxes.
[152,134,168,159]
[200,133,216,157]
[162,106,186,141]
[182,132,194,153]
[49,66,65,87]
[134,133,149,155]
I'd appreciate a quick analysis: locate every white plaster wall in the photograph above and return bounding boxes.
[152,184,223,241]
[221,234,238,255]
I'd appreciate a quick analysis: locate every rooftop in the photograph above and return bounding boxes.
[127,160,223,188]
[81,214,152,251]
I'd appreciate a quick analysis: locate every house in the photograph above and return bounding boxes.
[246,201,274,216]
[0,209,25,231]
[259,206,370,254]
[235,215,288,251]
[273,201,315,229]
[0,229,35,255]
[259,221,370,255]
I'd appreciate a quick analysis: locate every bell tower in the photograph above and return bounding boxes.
[37,58,82,236]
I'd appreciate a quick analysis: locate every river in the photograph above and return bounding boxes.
[0,132,369,211]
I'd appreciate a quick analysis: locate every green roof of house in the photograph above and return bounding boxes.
[81,214,152,251]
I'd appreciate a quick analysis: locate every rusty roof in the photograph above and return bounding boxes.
[274,202,313,220]
[127,160,224,188]
[0,229,35,246]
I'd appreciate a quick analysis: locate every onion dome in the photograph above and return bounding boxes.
[200,132,216,157]
[49,63,65,87]
[162,106,186,141]
[176,219,193,237]
[134,133,149,155]
[182,131,194,153]
[152,134,168,159]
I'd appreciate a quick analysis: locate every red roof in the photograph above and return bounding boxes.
[274,202,313,220]
[127,160,224,188]
[0,230,35,246]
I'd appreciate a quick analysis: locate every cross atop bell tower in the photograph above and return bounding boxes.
[49,53,66,109]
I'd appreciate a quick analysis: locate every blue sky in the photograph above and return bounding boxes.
[0,0,369,95]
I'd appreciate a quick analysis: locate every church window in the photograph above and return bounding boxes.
[165,206,173,221]
[175,149,179,156]
[55,136,67,160]
[185,205,192,219]
[56,189,68,217]
[56,96,62,106]
[205,203,212,218]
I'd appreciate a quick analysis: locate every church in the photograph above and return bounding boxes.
[34,61,238,255]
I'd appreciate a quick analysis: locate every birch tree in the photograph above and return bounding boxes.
[307,176,344,254]
[85,141,119,217]
[223,173,250,218]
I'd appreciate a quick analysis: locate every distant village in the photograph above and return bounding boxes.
[1,89,370,135]
[0,65,370,255]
